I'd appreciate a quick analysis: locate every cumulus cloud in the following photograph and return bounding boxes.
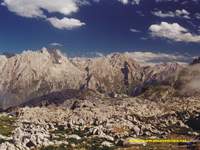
[47,17,85,29]
[152,9,190,19]
[149,22,200,43]
[1,0,79,18]
[2,0,85,29]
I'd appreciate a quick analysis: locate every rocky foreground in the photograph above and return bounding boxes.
[0,93,200,150]
[0,49,200,149]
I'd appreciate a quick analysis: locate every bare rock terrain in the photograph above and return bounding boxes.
[0,49,200,150]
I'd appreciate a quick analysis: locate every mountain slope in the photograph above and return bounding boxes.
[0,48,86,109]
[0,49,188,110]
[72,53,142,94]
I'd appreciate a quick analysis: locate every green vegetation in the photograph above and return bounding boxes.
[46,125,117,150]
[73,137,116,150]
[39,142,116,150]
[40,144,68,150]
[0,114,16,137]
[39,141,199,150]
[50,125,88,141]
[84,137,116,150]
[0,139,6,144]
[50,125,68,141]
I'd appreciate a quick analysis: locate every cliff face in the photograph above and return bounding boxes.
[72,53,142,94]
[0,49,185,110]
[0,48,86,109]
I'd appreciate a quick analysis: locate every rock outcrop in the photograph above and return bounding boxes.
[0,48,86,110]
[72,53,142,94]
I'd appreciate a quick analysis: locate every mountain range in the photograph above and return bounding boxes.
[0,48,199,110]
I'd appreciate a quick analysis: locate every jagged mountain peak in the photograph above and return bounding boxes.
[0,49,191,110]
[0,49,86,110]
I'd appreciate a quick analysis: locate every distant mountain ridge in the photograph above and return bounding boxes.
[0,48,195,110]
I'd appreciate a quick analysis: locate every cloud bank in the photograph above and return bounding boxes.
[124,51,192,65]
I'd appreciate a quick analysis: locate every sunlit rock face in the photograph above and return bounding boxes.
[72,53,143,94]
[0,48,86,110]
[0,49,187,110]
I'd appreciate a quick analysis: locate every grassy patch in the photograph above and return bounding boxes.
[70,137,116,150]
[40,136,116,150]
[39,144,68,150]
[50,125,88,141]
[49,125,69,141]
[0,138,6,144]
[0,115,16,137]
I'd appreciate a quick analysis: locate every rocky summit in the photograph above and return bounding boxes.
[0,49,200,150]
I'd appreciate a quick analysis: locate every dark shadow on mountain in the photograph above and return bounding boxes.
[19,89,82,108]
[2,52,16,58]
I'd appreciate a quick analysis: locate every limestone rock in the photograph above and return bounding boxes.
[101,141,113,147]
[0,49,86,110]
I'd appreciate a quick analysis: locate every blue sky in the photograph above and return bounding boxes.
[0,0,200,56]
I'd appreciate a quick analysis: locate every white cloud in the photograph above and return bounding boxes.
[155,0,179,2]
[195,13,200,19]
[2,0,86,29]
[118,0,129,5]
[130,28,141,33]
[2,0,79,18]
[152,9,190,19]
[47,17,85,30]
[176,9,190,19]
[131,0,141,5]
[149,22,200,43]
[124,51,192,65]
[49,43,63,47]
[118,0,141,5]
[152,10,175,18]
